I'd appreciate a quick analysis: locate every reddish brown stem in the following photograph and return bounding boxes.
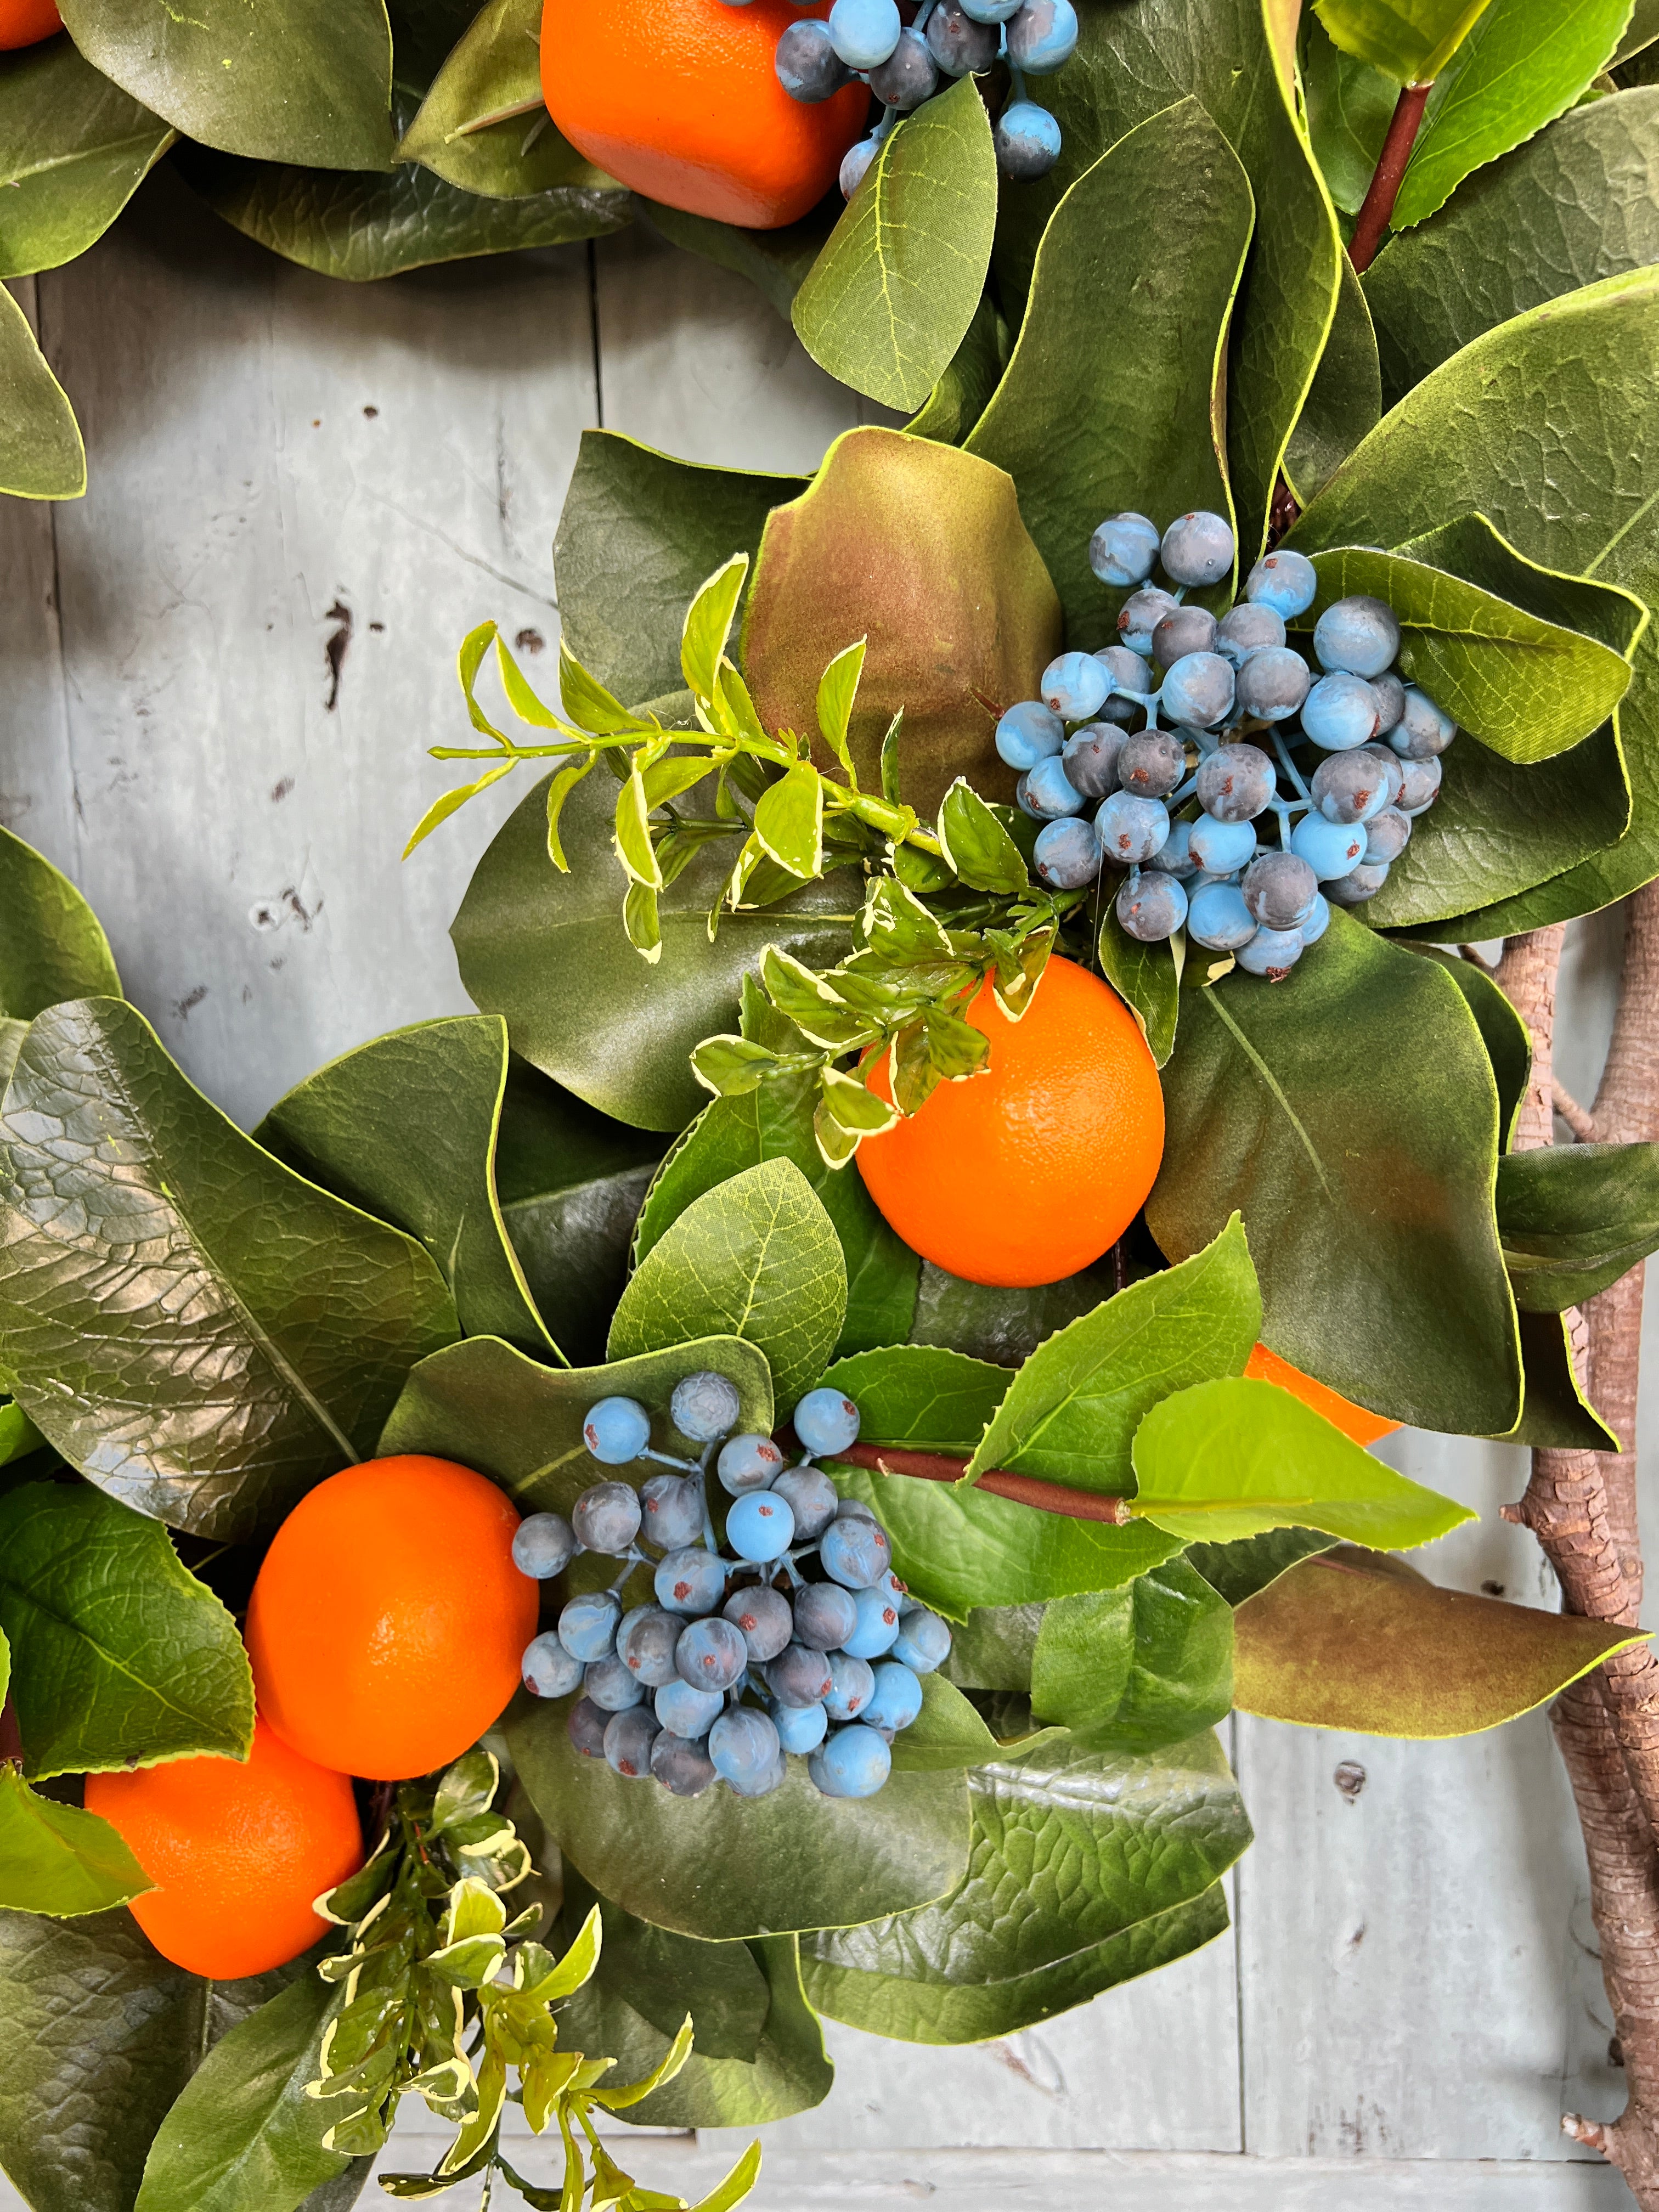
[828,1441,1133,1525]
[0,1694,22,1768]
[1347,81,1432,274]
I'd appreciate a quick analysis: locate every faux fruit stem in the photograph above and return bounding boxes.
[1347,81,1433,275]
[1490,887,1659,2202]
[827,1440,1133,1523]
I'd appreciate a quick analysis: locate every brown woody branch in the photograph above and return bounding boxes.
[825,1441,1133,1524]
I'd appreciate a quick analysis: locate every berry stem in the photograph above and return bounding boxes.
[827,1441,1134,1525]
[1271,728,1311,803]
[1347,80,1433,274]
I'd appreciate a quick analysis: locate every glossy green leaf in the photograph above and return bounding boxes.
[0,1769,152,1918]
[822,1341,1010,1452]
[133,1973,351,2212]
[1313,0,1495,81]
[1131,1376,1475,1547]
[969,101,1252,647]
[1615,0,1659,60]
[0,284,82,501]
[1407,946,1530,1149]
[0,997,456,1541]
[0,1480,252,1780]
[0,36,172,280]
[906,289,1009,448]
[1511,1306,1619,1449]
[803,1730,1248,2044]
[936,780,1030,895]
[0,824,120,1015]
[256,1015,553,1357]
[1233,1544,1646,1736]
[1393,0,1635,229]
[639,197,840,321]
[793,76,997,412]
[1147,911,1521,1435]
[377,1331,774,1515]
[1184,1525,1339,1606]
[752,761,824,881]
[885,1673,1037,1773]
[907,1255,1123,1366]
[1029,1561,1234,1752]
[1497,1141,1659,1310]
[0,1398,44,1470]
[1281,251,1383,508]
[1300,11,1397,212]
[1096,912,1180,1066]
[967,1217,1260,1497]
[398,0,617,198]
[55,0,395,168]
[610,1159,844,1410]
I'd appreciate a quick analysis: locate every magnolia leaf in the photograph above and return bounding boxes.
[1313,0,1495,82]
[907,288,1009,448]
[0,822,120,1013]
[0,1769,153,1918]
[1497,1142,1659,1311]
[398,0,618,199]
[1184,1525,1339,1606]
[640,195,839,320]
[1029,1560,1234,1752]
[0,285,83,500]
[0,37,173,280]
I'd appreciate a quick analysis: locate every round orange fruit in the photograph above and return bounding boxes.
[84,1719,362,1978]
[539,0,870,228]
[1245,1341,1401,1446]
[246,1455,538,1782]
[856,958,1165,1288]
[0,0,61,50]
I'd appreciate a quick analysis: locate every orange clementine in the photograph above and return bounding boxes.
[1245,1341,1401,1446]
[85,1719,362,1978]
[540,0,870,228]
[856,958,1165,1288]
[246,1455,538,1782]
[0,0,60,49]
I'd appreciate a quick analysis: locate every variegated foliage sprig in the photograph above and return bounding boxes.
[307,1748,759,2212]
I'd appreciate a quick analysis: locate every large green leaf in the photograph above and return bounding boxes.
[256,1015,553,1358]
[0,823,120,1015]
[803,1729,1248,2045]
[1184,1525,1339,1606]
[505,1691,970,1943]
[1364,87,1659,404]
[1281,251,1383,506]
[1497,1141,1659,1310]
[991,2,1342,565]
[55,0,395,168]
[1234,1544,1645,1735]
[1029,1561,1234,1752]
[639,198,841,323]
[0,1767,153,1918]
[1146,915,1521,1435]
[1313,0,1496,80]
[1130,1376,1476,1547]
[1293,266,1659,925]
[608,1158,845,1412]
[968,100,1252,648]
[1408,945,1530,1149]
[822,1341,1011,1452]
[0,36,172,279]
[1392,0,1635,230]
[792,77,997,413]
[398,0,618,198]
[1300,11,1397,213]
[377,1331,774,1514]
[906,289,1009,448]
[452,768,854,1132]
[0,284,83,501]
[0,1480,252,1780]
[907,1255,1122,1365]
[133,1973,350,2212]
[0,998,457,1541]
[964,1218,1260,1497]
[1513,1307,1619,1449]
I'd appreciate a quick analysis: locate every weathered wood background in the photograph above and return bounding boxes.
[2,170,1652,2209]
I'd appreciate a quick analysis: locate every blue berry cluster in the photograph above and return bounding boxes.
[769,0,1079,189]
[995,514,1457,979]
[516,1374,951,1802]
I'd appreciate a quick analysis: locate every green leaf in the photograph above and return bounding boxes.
[1393,0,1635,229]
[803,1730,1248,2044]
[936,779,1031,895]
[1313,0,1496,81]
[0,36,173,279]
[1616,0,1659,61]
[0,997,457,1540]
[1407,946,1530,1148]
[742,426,1061,816]
[886,1673,1038,1773]
[1183,1525,1339,1606]
[1496,1141,1659,1310]
[56,0,395,168]
[377,1331,774,1516]
[1147,912,1521,1435]
[0,1768,152,1917]
[1233,1544,1646,1735]
[0,823,120,1014]
[907,1255,1126,1366]
[752,762,824,881]
[1097,909,1182,1068]
[1282,250,1383,510]
[967,1217,1261,1497]
[0,284,83,500]
[792,76,997,413]
[504,1695,969,1943]
[0,1480,253,1780]
[969,101,1251,646]
[133,1974,352,2212]
[1131,1376,1475,1547]
[1297,545,1630,762]
[822,1341,1011,1451]
[398,0,619,199]
[608,1159,846,1412]
[906,289,1009,448]
[639,196,839,321]
[1511,1307,1619,1449]
[1301,11,1399,213]
[454,766,853,1132]
[256,1015,554,1358]
[681,556,749,703]
[814,640,864,781]
[1029,1561,1234,1752]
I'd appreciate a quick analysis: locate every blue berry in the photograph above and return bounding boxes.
[716,1432,785,1496]
[1196,742,1274,822]
[794,1387,862,1457]
[1161,651,1234,729]
[766,1641,835,1706]
[1188,814,1256,875]
[868,23,937,105]
[512,1512,575,1579]
[1397,755,1443,814]
[1234,644,1311,722]
[959,0,1023,18]
[726,1751,788,1798]
[1326,861,1390,905]
[723,1584,794,1662]
[1024,753,1085,819]
[671,1370,741,1443]
[567,1696,610,1758]
[1094,791,1170,866]
[654,1677,724,1739]
[1301,672,1378,751]
[1007,0,1077,69]
[617,1605,682,1686]
[772,1698,830,1754]
[770,1464,839,1541]
[572,1481,641,1556]
[810,1723,892,1798]
[1290,814,1367,882]
[836,1498,879,1525]
[1161,510,1235,588]
[651,1730,717,1795]
[1311,750,1391,825]
[1147,816,1199,877]
[709,1705,783,1786]
[1089,512,1160,588]
[890,1607,952,1673]
[1014,772,1041,820]
[725,1489,796,1563]
[1242,851,1318,928]
[820,1514,893,1590]
[1119,586,1178,656]
[1040,651,1109,723]
[775,16,849,98]
[583,1396,650,1465]
[1186,881,1258,951]
[1357,743,1407,807]
[995,99,1062,179]
[557,1590,620,1663]
[840,133,880,198]
[603,1707,659,1779]
[1370,672,1406,734]
[1363,807,1412,865]
[1236,926,1305,979]
[584,1655,645,1712]
[675,1615,749,1692]
[792,1581,859,1650]
[639,1472,703,1550]
[1215,602,1286,668]
[1116,730,1186,799]
[521,1632,583,1699]
[925,0,998,72]
[995,699,1064,771]
[1093,644,1154,721]
[828,0,900,63]
[1313,595,1400,679]
[1033,816,1101,889]
[1245,550,1317,619]
[823,1650,877,1721]
[1300,891,1331,944]
[654,1546,727,1617]
[1150,605,1216,668]
[1062,723,1124,794]
[842,1583,904,1660]
[1389,686,1457,760]
[1116,871,1188,942]
[865,1660,925,1732]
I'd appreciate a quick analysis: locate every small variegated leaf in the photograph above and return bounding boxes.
[520,1901,603,2002]
[559,641,650,735]
[938,776,1031,893]
[990,922,1056,1020]
[403,760,516,858]
[762,945,878,1049]
[861,876,953,963]
[614,770,663,888]
[641,754,717,810]
[689,2141,764,2212]
[691,1034,783,1096]
[753,759,825,879]
[880,710,905,805]
[624,879,663,963]
[713,659,787,759]
[444,1876,507,1944]
[820,1063,900,1138]
[494,639,561,730]
[816,638,866,782]
[433,1751,499,1832]
[458,622,509,741]
[681,554,749,701]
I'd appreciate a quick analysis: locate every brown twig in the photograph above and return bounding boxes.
[828,1441,1133,1525]
[0,1694,21,1768]
[1347,81,1434,274]
[1554,1078,1599,1143]
[1459,943,1499,974]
